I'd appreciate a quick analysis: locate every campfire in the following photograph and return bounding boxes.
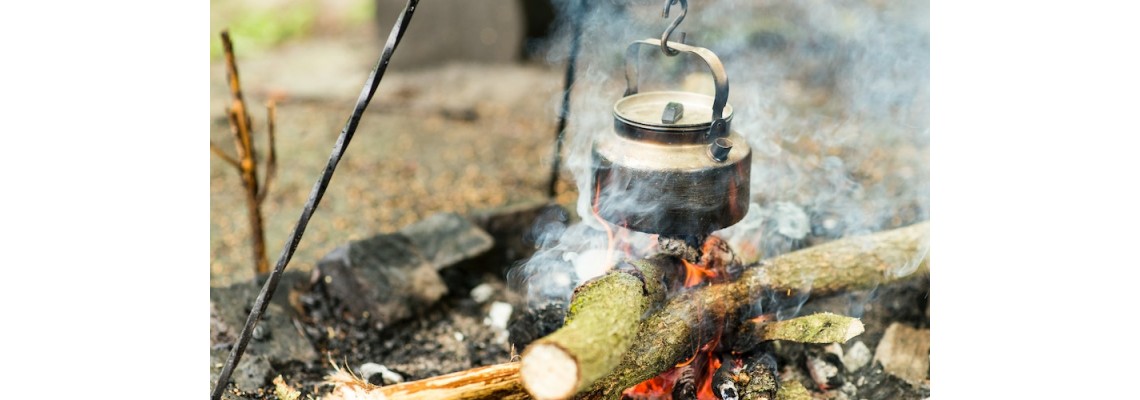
[210,0,930,399]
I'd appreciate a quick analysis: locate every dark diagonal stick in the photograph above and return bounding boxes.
[547,0,587,199]
[210,1,420,398]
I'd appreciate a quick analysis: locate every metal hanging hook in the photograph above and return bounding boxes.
[661,0,688,56]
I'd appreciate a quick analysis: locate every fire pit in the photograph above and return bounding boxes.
[209,0,930,399]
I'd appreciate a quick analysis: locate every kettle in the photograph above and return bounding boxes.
[590,38,751,238]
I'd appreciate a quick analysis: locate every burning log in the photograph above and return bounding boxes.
[576,222,928,399]
[733,312,864,353]
[520,256,673,400]
[324,362,527,400]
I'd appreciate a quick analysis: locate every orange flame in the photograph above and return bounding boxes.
[591,179,617,268]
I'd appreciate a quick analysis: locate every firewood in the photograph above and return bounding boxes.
[329,223,928,400]
[519,256,673,400]
[734,312,864,353]
[576,222,928,399]
[324,362,528,400]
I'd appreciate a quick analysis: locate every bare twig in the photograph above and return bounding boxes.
[221,32,270,278]
[258,99,278,204]
[210,142,241,169]
[209,1,421,399]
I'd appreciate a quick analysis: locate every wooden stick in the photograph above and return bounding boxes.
[257,99,277,204]
[324,362,528,400]
[576,222,929,399]
[755,312,864,344]
[220,30,270,278]
[210,142,240,169]
[520,256,674,400]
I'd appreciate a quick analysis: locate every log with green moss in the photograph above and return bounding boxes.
[575,222,929,399]
[519,255,675,400]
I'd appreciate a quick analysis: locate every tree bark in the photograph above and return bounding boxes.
[520,256,674,400]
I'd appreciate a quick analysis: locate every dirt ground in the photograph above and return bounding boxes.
[210,28,581,287]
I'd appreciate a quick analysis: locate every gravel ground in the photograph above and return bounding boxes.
[210,32,578,286]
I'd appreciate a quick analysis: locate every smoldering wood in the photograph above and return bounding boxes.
[774,380,811,400]
[519,256,675,400]
[576,222,929,399]
[733,312,864,353]
[352,223,928,400]
[324,362,528,400]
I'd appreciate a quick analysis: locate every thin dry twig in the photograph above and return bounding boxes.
[210,142,241,169]
[258,100,278,204]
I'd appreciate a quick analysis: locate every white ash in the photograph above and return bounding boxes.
[843,341,872,371]
[359,363,404,386]
[470,283,495,304]
[454,332,465,342]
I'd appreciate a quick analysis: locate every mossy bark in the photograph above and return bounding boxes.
[756,312,864,344]
[576,222,929,399]
[520,255,674,399]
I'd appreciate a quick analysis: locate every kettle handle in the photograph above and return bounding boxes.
[624,38,730,139]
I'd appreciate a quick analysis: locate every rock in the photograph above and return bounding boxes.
[399,212,494,271]
[210,347,273,393]
[470,200,568,274]
[209,271,318,365]
[470,283,495,304]
[317,233,447,330]
[485,301,513,345]
[359,363,404,386]
[805,352,844,391]
[843,341,872,371]
[485,301,513,330]
[873,323,930,387]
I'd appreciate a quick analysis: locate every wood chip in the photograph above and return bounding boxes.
[873,322,929,387]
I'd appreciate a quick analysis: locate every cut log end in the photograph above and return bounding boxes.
[521,343,580,400]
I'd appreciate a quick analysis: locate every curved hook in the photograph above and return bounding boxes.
[661,0,687,56]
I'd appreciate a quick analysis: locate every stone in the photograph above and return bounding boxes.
[399,212,494,271]
[470,283,495,304]
[470,200,569,273]
[843,340,872,371]
[873,323,930,387]
[317,233,447,330]
[359,363,404,386]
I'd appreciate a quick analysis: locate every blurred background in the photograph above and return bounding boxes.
[210,0,929,286]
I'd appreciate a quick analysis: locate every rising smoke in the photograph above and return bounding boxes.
[510,0,929,313]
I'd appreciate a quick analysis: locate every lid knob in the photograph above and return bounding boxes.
[662,102,685,124]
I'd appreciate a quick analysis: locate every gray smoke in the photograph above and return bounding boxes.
[513,0,929,307]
